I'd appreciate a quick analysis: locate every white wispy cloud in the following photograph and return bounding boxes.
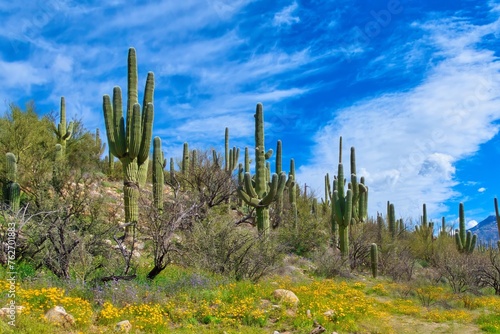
[297,16,500,219]
[478,187,486,193]
[273,2,300,26]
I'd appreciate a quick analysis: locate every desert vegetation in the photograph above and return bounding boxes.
[1,48,500,333]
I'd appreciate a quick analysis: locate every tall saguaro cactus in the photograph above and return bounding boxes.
[236,103,287,237]
[3,153,20,211]
[387,201,396,239]
[153,137,165,212]
[455,202,477,254]
[181,143,189,175]
[331,137,353,257]
[103,48,154,225]
[53,97,74,152]
[287,158,298,229]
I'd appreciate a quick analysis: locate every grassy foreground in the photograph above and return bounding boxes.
[1,264,500,334]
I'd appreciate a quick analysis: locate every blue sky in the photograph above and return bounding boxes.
[1,0,500,230]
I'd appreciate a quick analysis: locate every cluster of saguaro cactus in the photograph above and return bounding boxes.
[455,202,477,254]
[3,153,20,211]
[103,48,154,225]
[236,103,287,237]
[153,137,166,212]
[53,97,74,153]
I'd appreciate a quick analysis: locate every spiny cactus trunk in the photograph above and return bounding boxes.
[123,156,140,223]
[338,224,349,257]
[256,207,270,233]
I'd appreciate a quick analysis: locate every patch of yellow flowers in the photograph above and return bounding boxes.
[0,283,92,327]
[98,300,168,331]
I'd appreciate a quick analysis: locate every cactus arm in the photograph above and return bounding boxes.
[236,187,261,207]
[126,48,138,148]
[142,72,154,111]
[128,104,142,159]
[276,140,282,174]
[260,174,279,206]
[102,95,119,157]
[138,103,154,164]
[243,173,258,199]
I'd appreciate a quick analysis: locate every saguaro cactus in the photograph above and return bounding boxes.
[415,203,434,242]
[3,153,20,211]
[103,47,154,225]
[350,147,368,223]
[53,97,74,152]
[287,158,298,229]
[387,201,396,239]
[95,128,105,156]
[236,103,287,237]
[440,217,447,237]
[455,202,477,254]
[181,143,189,175]
[153,137,165,212]
[224,127,240,172]
[331,137,353,257]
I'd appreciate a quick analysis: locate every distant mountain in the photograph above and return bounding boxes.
[468,215,499,245]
